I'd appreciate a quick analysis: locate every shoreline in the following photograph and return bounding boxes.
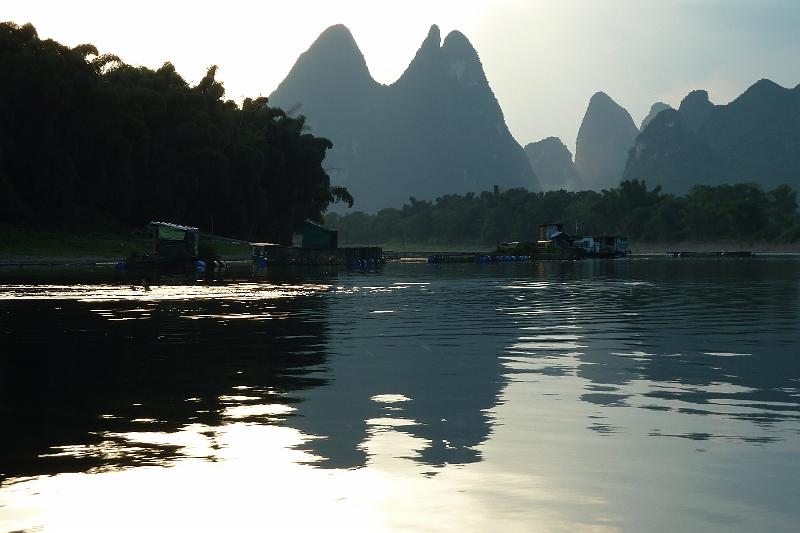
[2,250,799,268]
[5,224,800,266]
[630,241,800,254]
[0,254,253,268]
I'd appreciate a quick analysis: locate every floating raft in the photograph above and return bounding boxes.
[426,254,534,264]
[256,246,383,267]
[423,249,623,263]
[665,251,754,258]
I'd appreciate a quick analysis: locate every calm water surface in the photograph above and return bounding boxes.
[1,258,799,532]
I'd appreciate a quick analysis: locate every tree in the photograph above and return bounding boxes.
[0,21,351,242]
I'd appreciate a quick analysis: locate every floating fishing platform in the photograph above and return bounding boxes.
[123,221,204,272]
[665,251,754,258]
[253,245,383,267]
[251,220,383,267]
[419,251,576,264]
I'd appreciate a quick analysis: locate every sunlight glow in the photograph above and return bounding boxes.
[2,0,488,95]
[4,0,800,148]
[0,283,329,302]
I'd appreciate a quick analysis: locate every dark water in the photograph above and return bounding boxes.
[1,258,799,532]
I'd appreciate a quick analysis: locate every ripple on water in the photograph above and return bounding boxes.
[1,260,799,532]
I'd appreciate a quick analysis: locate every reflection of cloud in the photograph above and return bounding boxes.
[0,283,329,302]
[371,394,412,403]
[0,420,621,533]
[222,403,296,420]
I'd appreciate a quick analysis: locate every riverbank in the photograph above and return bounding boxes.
[0,225,252,266]
[631,240,800,254]
[5,227,800,267]
[0,224,149,260]
[352,240,800,256]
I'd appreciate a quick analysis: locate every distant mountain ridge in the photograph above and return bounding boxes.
[270,24,539,211]
[640,102,672,130]
[523,137,582,191]
[625,79,800,192]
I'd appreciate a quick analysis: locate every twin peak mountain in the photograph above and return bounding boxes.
[270,24,537,210]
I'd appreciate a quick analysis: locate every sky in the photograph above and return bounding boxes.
[5,0,800,152]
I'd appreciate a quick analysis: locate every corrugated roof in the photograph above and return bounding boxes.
[148,221,199,232]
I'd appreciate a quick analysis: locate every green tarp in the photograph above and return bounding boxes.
[158,226,187,241]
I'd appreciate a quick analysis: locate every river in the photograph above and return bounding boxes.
[1,258,799,532]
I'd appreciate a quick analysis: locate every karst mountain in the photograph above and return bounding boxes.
[523,137,582,191]
[573,91,640,191]
[269,24,539,210]
[624,80,800,192]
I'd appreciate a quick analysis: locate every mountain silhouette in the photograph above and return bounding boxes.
[625,79,800,192]
[524,137,582,191]
[640,102,672,130]
[270,24,539,210]
[678,90,715,131]
[574,92,639,191]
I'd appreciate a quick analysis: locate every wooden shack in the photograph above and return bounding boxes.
[537,223,564,247]
[148,221,199,260]
[574,235,629,256]
[594,236,630,256]
[537,223,567,249]
[292,220,338,250]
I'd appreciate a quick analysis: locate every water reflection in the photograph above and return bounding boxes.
[1,259,799,531]
[288,276,510,470]
[499,259,800,443]
[0,278,332,480]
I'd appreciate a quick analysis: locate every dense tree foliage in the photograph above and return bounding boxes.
[326,180,800,246]
[0,22,350,243]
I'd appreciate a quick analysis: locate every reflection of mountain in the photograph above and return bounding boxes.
[6,260,793,482]
[288,271,510,469]
[500,259,800,439]
[1,267,511,479]
[602,260,800,414]
[0,281,332,479]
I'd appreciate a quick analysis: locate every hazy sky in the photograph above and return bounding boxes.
[5,0,800,152]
